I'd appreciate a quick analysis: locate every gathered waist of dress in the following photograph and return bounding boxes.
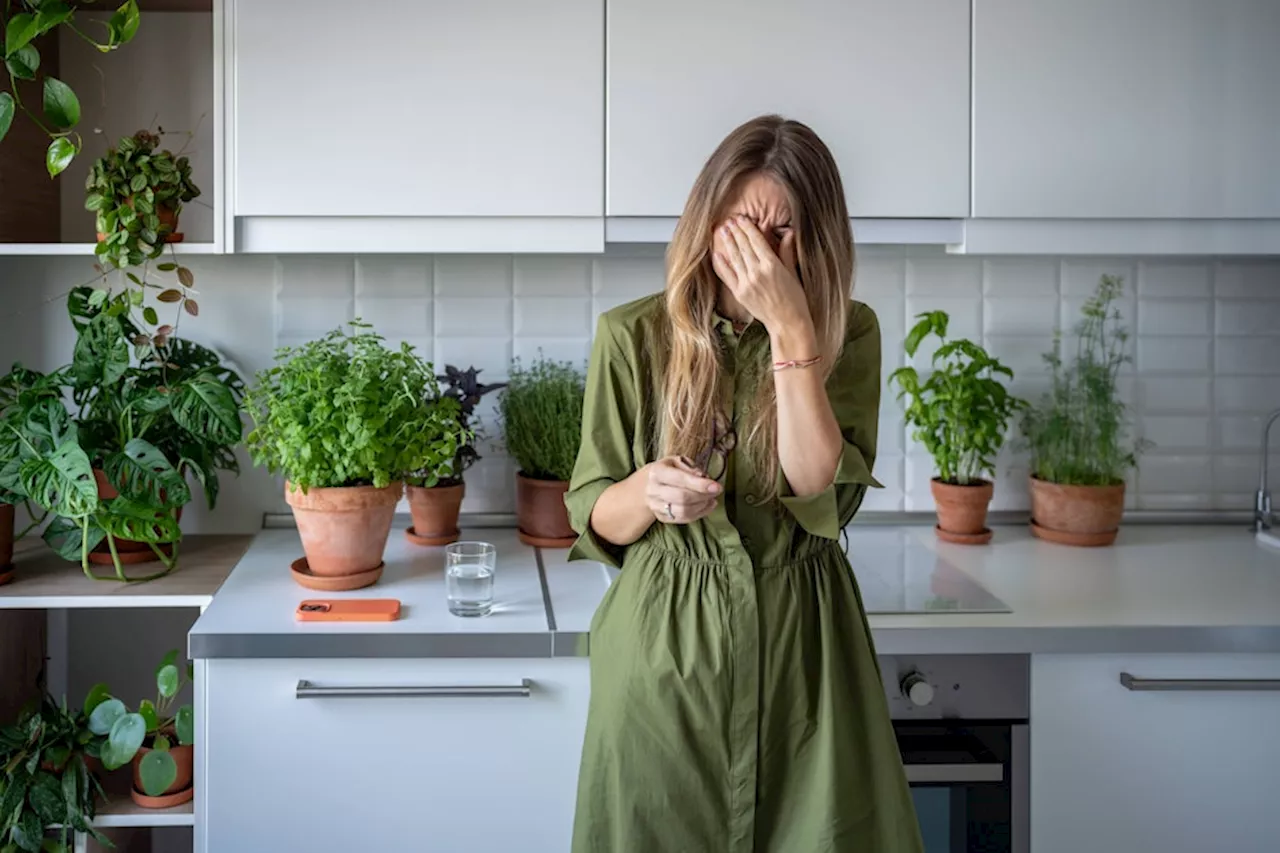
[626,536,847,574]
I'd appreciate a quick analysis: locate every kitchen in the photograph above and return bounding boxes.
[0,1,1278,852]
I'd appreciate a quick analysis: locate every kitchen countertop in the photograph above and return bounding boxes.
[189,523,1280,659]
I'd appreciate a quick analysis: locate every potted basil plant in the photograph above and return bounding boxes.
[890,311,1024,544]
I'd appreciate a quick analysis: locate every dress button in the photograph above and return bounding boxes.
[744,493,758,506]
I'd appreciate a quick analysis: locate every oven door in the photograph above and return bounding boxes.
[896,722,1029,853]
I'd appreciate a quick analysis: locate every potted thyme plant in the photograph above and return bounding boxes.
[890,311,1024,544]
[499,354,585,548]
[243,322,462,589]
[1021,274,1148,546]
[405,365,502,547]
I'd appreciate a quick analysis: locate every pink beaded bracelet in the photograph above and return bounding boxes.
[772,355,823,372]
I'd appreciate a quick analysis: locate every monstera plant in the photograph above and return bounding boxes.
[0,286,243,581]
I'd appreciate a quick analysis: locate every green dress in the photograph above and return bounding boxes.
[565,293,923,853]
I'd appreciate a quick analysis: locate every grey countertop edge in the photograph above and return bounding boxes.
[190,625,1280,660]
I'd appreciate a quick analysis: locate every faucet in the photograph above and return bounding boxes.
[1257,408,1280,533]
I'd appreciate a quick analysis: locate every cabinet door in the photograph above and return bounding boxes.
[203,658,589,853]
[1032,654,1280,853]
[232,0,603,217]
[607,0,970,218]
[973,0,1280,218]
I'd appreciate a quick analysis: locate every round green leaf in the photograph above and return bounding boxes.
[143,306,158,326]
[174,704,194,746]
[5,44,39,80]
[88,697,125,736]
[138,749,176,797]
[83,682,111,717]
[153,733,171,751]
[107,711,146,763]
[42,76,80,129]
[46,136,77,177]
[0,92,13,145]
[156,663,179,699]
[138,698,159,732]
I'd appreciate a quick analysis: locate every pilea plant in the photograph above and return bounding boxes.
[890,311,1024,485]
[499,354,585,483]
[243,322,462,492]
[0,693,109,852]
[85,650,193,799]
[86,129,200,269]
[0,0,142,176]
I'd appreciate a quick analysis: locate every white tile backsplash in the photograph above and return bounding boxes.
[2,248,1277,531]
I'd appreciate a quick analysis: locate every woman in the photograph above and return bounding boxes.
[565,115,922,852]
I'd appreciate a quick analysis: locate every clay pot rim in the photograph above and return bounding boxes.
[284,480,404,510]
[406,481,465,496]
[516,472,569,486]
[931,477,994,488]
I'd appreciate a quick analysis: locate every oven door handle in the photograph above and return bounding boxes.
[902,763,1004,784]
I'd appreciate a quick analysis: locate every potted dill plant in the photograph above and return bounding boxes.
[890,311,1024,544]
[499,354,584,548]
[405,366,503,547]
[1021,274,1147,546]
[243,323,462,589]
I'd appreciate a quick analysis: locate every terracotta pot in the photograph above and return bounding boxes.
[96,201,183,244]
[931,479,994,544]
[131,741,193,800]
[406,482,464,546]
[90,469,182,560]
[515,473,575,548]
[0,502,13,568]
[286,481,402,577]
[1029,476,1126,547]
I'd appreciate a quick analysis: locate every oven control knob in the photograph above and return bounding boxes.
[900,671,935,707]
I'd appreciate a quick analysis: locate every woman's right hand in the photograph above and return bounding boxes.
[645,456,721,524]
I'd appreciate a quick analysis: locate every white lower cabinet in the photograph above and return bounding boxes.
[1032,654,1280,853]
[202,658,589,853]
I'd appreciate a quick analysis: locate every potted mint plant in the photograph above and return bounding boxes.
[405,365,502,546]
[890,311,1024,544]
[499,354,585,548]
[243,323,463,589]
[1021,275,1148,546]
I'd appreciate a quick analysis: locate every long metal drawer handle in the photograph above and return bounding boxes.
[296,679,533,699]
[1120,673,1280,692]
[902,763,1004,784]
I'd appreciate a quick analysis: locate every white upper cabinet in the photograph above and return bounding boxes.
[606,0,970,219]
[230,0,603,251]
[973,0,1280,219]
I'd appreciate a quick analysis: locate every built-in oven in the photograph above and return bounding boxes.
[879,654,1029,853]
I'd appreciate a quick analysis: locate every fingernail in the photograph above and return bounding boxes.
[707,483,721,495]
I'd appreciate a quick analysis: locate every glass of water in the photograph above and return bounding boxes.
[445,542,497,617]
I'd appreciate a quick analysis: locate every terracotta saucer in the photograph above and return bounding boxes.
[289,557,383,591]
[935,525,994,545]
[404,526,460,547]
[1029,520,1118,547]
[87,543,173,565]
[0,565,13,586]
[517,530,577,549]
[130,785,194,809]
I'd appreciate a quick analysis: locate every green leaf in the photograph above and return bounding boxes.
[83,682,111,717]
[108,0,140,46]
[137,699,159,732]
[42,77,79,129]
[0,92,14,144]
[12,811,41,853]
[129,172,147,193]
[4,13,37,58]
[106,711,146,764]
[174,704,193,746]
[5,43,39,80]
[142,306,158,326]
[156,262,177,272]
[71,312,129,389]
[88,697,125,736]
[172,374,242,447]
[84,192,108,212]
[28,773,63,824]
[20,442,97,519]
[33,2,74,39]
[45,136,76,177]
[153,734,170,751]
[88,288,108,308]
[156,648,178,678]
[156,664,179,700]
[98,496,182,544]
[138,749,176,797]
[42,514,105,562]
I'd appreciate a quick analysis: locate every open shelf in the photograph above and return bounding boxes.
[1,535,251,609]
[93,793,194,829]
[0,243,221,256]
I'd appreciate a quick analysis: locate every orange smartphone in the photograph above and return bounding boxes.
[295,599,401,622]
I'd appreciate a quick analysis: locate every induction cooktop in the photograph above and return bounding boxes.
[846,529,1011,615]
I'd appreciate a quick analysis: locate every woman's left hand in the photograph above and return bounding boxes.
[715,216,812,336]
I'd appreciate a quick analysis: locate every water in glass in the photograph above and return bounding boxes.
[446,542,496,617]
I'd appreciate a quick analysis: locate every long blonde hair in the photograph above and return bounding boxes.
[660,115,855,495]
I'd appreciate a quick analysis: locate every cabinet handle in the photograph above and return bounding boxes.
[295,679,533,699]
[1119,673,1280,692]
[902,763,1004,784]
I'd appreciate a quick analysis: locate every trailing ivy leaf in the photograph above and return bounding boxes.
[84,192,108,211]
[42,77,79,129]
[108,0,141,46]
[5,43,39,80]
[156,262,177,272]
[103,438,189,507]
[176,267,194,288]
[156,288,182,303]
[20,442,97,519]
[138,749,176,797]
[172,374,241,446]
[33,2,75,39]
[129,172,147,193]
[4,13,38,58]
[0,92,14,144]
[45,136,76,177]
[142,305,158,326]
[175,704,193,746]
[71,312,129,390]
[83,683,111,717]
[42,514,105,562]
[184,299,199,317]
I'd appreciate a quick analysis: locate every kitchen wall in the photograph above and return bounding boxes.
[1,247,1276,531]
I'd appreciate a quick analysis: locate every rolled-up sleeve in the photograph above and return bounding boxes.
[564,312,637,568]
[778,301,884,540]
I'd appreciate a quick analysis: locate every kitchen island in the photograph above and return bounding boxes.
[189,524,1280,853]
